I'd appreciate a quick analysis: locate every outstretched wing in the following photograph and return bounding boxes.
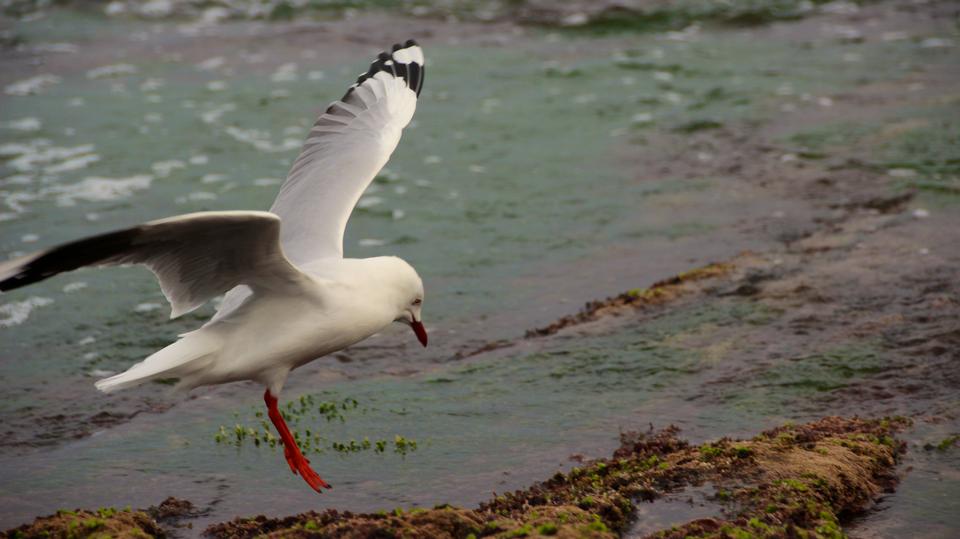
[0,211,304,318]
[270,40,425,265]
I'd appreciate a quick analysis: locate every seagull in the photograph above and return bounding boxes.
[0,40,428,493]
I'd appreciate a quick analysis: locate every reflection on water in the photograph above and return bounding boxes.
[625,485,727,539]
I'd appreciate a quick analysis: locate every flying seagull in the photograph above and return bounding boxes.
[0,40,428,493]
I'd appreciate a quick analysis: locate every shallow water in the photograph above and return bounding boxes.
[1,5,958,535]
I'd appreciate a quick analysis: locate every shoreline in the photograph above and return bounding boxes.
[3,416,909,538]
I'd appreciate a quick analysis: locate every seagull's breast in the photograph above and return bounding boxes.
[210,278,393,378]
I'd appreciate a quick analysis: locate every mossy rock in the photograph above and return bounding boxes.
[198,416,906,538]
[3,508,163,539]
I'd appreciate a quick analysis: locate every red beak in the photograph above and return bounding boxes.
[411,320,428,347]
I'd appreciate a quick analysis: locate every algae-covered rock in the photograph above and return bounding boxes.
[2,507,164,539]
[0,417,904,538]
[202,416,906,538]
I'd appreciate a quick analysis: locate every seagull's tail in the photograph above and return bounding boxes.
[95,330,218,393]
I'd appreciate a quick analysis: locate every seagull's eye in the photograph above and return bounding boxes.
[413,298,422,305]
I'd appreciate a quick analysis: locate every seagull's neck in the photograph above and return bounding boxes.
[303,256,418,307]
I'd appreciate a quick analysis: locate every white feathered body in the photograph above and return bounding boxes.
[96,256,418,394]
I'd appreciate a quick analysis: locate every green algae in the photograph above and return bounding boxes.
[3,507,162,539]
[213,396,420,456]
[784,100,960,205]
[196,417,906,538]
[881,117,960,201]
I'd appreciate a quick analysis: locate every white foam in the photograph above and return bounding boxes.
[187,191,217,201]
[358,239,386,247]
[7,142,96,173]
[134,302,162,313]
[357,196,384,209]
[50,175,153,206]
[86,63,138,79]
[3,118,42,131]
[201,7,230,24]
[139,0,173,18]
[201,173,226,183]
[0,142,41,157]
[196,57,226,71]
[0,297,53,328]
[1,191,37,213]
[920,38,953,49]
[5,75,61,96]
[223,126,300,152]
[140,78,165,91]
[271,63,299,83]
[63,282,88,293]
[199,103,236,124]
[104,1,125,15]
[45,153,101,174]
[151,160,186,177]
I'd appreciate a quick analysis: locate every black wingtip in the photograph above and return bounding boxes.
[343,41,424,99]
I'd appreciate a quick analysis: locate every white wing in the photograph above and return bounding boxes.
[269,40,425,265]
[0,211,304,318]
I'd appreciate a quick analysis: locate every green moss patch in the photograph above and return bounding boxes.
[525,258,737,338]
[3,507,163,539]
[202,416,906,538]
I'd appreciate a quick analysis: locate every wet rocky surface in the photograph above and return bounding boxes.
[0,417,909,538]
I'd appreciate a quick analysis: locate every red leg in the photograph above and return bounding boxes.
[264,390,332,492]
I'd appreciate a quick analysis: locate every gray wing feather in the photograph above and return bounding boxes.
[0,211,302,318]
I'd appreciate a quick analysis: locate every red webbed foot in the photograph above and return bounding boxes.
[265,390,332,492]
[294,456,332,491]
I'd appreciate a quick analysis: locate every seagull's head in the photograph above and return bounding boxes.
[383,257,428,347]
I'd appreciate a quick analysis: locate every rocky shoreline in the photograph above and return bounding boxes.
[2,416,907,538]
